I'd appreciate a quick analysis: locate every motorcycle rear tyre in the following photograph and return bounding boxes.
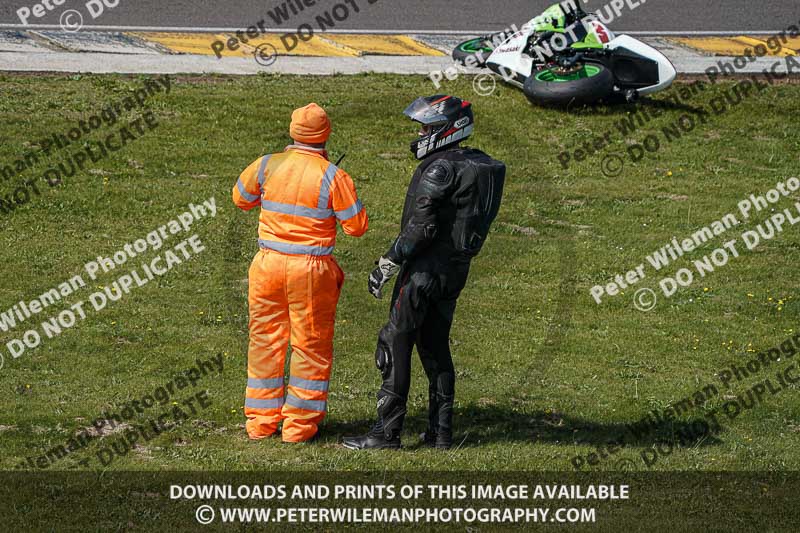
[524,63,614,106]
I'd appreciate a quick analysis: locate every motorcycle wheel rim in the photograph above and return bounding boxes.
[458,38,493,54]
[535,64,602,82]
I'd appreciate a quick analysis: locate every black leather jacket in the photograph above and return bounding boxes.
[386,147,506,265]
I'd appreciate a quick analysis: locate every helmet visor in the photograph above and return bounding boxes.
[418,123,443,137]
[403,97,449,125]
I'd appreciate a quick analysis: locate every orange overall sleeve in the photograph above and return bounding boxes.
[331,169,368,237]
[233,157,265,211]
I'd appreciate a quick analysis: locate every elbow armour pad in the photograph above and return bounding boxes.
[414,161,455,242]
[389,161,454,260]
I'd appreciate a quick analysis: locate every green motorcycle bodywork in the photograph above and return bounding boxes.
[456,3,605,60]
[529,3,604,50]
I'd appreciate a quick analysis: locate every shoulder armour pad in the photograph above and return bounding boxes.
[423,160,454,184]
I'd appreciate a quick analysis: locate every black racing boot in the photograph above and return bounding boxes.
[342,419,401,450]
[343,389,407,450]
[420,398,453,448]
[420,383,440,447]
[429,373,454,450]
[434,392,454,449]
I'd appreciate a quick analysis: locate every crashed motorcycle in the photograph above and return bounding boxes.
[453,3,676,106]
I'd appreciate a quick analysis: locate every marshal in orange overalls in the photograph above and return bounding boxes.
[233,103,368,442]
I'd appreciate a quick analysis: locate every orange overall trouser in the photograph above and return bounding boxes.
[245,249,344,442]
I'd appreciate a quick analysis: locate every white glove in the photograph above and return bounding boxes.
[368,257,401,299]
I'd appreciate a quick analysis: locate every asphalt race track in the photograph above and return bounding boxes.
[0,0,797,33]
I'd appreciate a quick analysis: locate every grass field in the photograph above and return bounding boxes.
[0,73,799,473]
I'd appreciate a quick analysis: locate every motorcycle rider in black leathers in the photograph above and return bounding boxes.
[342,95,506,450]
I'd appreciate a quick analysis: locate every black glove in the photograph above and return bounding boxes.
[368,257,401,299]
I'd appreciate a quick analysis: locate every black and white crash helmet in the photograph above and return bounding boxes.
[404,95,474,160]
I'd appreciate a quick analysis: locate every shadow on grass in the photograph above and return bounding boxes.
[636,96,708,115]
[558,95,707,118]
[325,404,724,451]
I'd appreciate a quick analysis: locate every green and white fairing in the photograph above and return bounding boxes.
[453,3,606,60]
[486,2,676,96]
